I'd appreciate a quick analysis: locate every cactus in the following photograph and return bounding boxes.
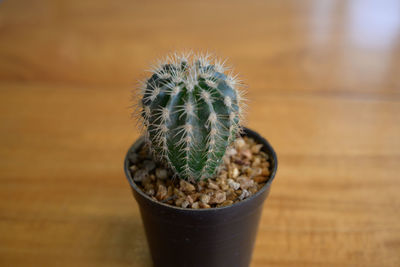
[136,52,245,181]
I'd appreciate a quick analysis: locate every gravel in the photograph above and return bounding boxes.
[129,136,272,209]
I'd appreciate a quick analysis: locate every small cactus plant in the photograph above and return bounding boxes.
[136,52,245,181]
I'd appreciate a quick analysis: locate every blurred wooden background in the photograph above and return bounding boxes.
[1,0,399,266]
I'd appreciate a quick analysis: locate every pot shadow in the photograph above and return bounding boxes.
[97,214,152,267]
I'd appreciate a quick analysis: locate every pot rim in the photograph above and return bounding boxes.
[124,127,278,212]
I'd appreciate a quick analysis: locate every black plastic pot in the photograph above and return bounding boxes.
[124,127,278,267]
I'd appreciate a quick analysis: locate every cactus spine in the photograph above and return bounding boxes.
[138,52,245,181]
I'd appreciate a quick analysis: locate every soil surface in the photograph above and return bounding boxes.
[128,136,272,209]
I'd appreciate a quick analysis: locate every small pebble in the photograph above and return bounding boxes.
[200,194,210,204]
[226,147,237,157]
[251,144,263,154]
[227,179,240,190]
[128,151,138,164]
[144,183,154,191]
[250,167,262,177]
[249,185,258,194]
[129,165,138,173]
[239,189,250,200]
[244,167,253,176]
[219,171,228,180]
[262,161,270,168]
[253,176,268,183]
[139,146,152,159]
[142,175,152,186]
[199,202,211,209]
[143,160,156,172]
[207,181,219,190]
[134,169,148,182]
[186,195,194,205]
[260,151,269,160]
[210,192,226,204]
[252,157,261,167]
[237,176,254,189]
[167,186,174,197]
[241,149,252,160]
[155,168,168,180]
[220,183,229,191]
[231,168,239,179]
[156,184,167,200]
[226,189,237,200]
[174,188,186,198]
[175,198,184,206]
[190,193,200,202]
[262,168,270,176]
[221,200,234,207]
[235,138,246,149]
[146,188,155,196]
[181,200,190,208]
[180,180,196,192]
[197,181,205,192]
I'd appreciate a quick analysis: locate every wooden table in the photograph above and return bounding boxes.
[1,0,399,266]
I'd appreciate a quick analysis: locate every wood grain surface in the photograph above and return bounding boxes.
[1,0,400,266]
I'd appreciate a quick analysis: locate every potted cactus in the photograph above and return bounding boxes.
[124,52,278,267]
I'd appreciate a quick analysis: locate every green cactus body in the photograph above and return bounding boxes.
[139,53,244,181]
